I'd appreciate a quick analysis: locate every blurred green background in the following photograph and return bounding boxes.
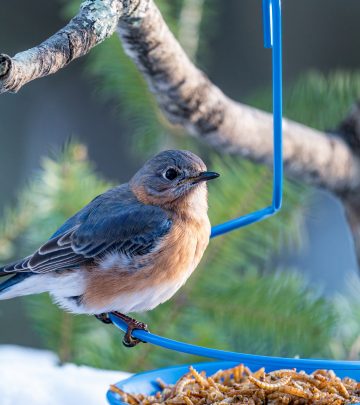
[0,0,360,371]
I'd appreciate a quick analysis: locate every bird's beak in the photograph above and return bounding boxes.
[191,171,220,184]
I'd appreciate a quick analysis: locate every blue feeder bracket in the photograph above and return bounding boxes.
[211,0,283,238]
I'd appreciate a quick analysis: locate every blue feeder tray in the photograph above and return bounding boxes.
[107,361,360,405]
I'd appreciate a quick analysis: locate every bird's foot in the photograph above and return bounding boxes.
[94,313,113,324]
[111,311,149,348]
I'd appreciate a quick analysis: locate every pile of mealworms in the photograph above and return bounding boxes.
[110,364,360,404]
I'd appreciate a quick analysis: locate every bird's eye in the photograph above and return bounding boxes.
[163,168,179,181]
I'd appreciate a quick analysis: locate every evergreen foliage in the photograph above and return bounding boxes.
[251,71,360,131]
[331,276,360,361]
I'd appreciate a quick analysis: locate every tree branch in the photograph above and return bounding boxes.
[0,0,149,93]
[117,0,360,196]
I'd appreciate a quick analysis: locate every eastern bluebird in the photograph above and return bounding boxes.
[0,150,219,346]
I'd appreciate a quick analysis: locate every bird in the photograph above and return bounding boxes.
[0,150,219,347]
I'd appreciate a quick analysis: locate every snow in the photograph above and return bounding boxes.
[0,345,131,405]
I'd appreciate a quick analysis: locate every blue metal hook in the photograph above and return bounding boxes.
[263,0,273,48]
[210,0,283,238]
[111,0,286,361]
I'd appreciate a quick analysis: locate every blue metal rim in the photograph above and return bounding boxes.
[107,361,360,405]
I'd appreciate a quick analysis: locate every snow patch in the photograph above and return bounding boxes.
[0,345,131,405]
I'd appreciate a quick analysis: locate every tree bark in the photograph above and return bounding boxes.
[337,102,360,266]
[1,0,360,262]
[0,0,148,93]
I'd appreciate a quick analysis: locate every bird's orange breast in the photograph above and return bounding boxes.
[82,213,210,313]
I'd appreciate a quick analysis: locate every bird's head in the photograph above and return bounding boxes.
[129,150,219,207]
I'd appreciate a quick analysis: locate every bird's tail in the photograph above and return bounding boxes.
[0,272,34,300]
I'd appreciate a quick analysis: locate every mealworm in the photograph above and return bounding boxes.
[248,374,292,390]
[182,395,194,405]
[278,385,310,399]
[155,378,168,390]
[189,366,209,387]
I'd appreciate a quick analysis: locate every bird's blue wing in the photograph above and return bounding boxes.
[1,186,172,274]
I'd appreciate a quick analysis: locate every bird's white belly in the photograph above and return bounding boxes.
[85,263,196,314]
[103,279,183,314]
[54,276,188,315]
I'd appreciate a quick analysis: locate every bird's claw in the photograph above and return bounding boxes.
[122,320,149,348]
[122,333,142,348]
[95,313,113,324]
[95,312,148,347]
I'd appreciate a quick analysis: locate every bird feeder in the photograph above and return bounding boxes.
[107,1,360,403]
